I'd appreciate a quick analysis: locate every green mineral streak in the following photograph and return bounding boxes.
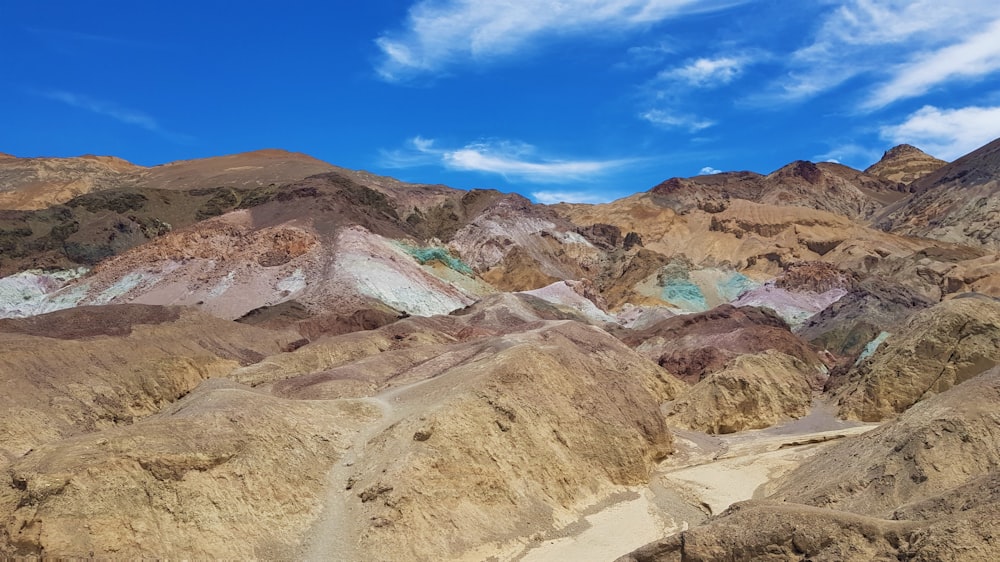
[397,243,474,276]
[855,331,891,365]
[717,272,760,302]
[662,280,709,312]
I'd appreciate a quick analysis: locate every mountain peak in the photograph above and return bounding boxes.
[864,144,946,185]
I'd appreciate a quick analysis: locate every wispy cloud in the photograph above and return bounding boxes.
[863,18,1000,110]
[775,1,1000,108]
[880,105,1000,161]
[381,136,634,183]
[699,166,722,175]
[375,0,748,81]
[660,55,751,87]
[640,109,715,131]
[36,90,191,143]
[530,190,616,204]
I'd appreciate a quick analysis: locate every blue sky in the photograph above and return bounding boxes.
[3,1,1000,203]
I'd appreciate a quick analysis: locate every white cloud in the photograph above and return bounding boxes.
[640,109,715,131]
[382,136,633,183]
[777,1,1000,106]
[38,90,190,142]
[375,0,747,80]
[662,56,748,87]
[813,144,881,169]
[698,166,722,175]
[530,190,616,204]
[864,18,1000,109]
[42,90,160,131]
[880,105,1000,160]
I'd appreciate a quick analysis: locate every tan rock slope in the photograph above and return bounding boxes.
[0,293,684,560]
[665,350,817,434]
[0,304,295,460]
[619,366,1000,561]
[832,294,1000,421]
[0,154,139,210]
[0,379,372,558]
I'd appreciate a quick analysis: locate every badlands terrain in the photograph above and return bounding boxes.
[1,139,1000,560]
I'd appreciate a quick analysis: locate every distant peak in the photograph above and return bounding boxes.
[78,154,139,168]
[881,144,931,160]
[773,160,824,184]
[0,152,15,159]
[865,144,947,185]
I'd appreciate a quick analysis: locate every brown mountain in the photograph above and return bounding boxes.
[0,149,338,211]
[864,144,947,185]
[876,137,1000,249]
[648,160,906,221]
[0,153,139,210]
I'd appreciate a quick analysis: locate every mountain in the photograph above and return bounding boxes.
[3,138,1000,559]
[864,144,947,185]
[876,137,1000,249]
[647,159,907,220]
[0,149,338,211]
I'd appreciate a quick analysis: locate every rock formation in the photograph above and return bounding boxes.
[3,137,1000,560]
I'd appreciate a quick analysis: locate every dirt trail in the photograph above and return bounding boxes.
[301,369,452,561]
[301,395,394,561]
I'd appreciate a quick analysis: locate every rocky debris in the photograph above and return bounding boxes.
[622,304,827,384]
[832,294,1000,421]
[666,350,817,434]
[864,144,947,185]
[0,379,372,558]
[0,305,295,460]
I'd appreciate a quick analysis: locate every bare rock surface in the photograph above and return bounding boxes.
[0,379,372,558]
[877,137,1000,249]
[797,274,935,358]
[666,350,817,434]
[833,294,1000,421]
[623,304,826,384]
[0,304,294,460]
[619,367,1000,562]
[773,366,1000,515]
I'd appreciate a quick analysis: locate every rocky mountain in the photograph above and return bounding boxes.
[877,137,1000,249]
[647,159,907,220]
[2,138,1000,560]
[864,143,947,185]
